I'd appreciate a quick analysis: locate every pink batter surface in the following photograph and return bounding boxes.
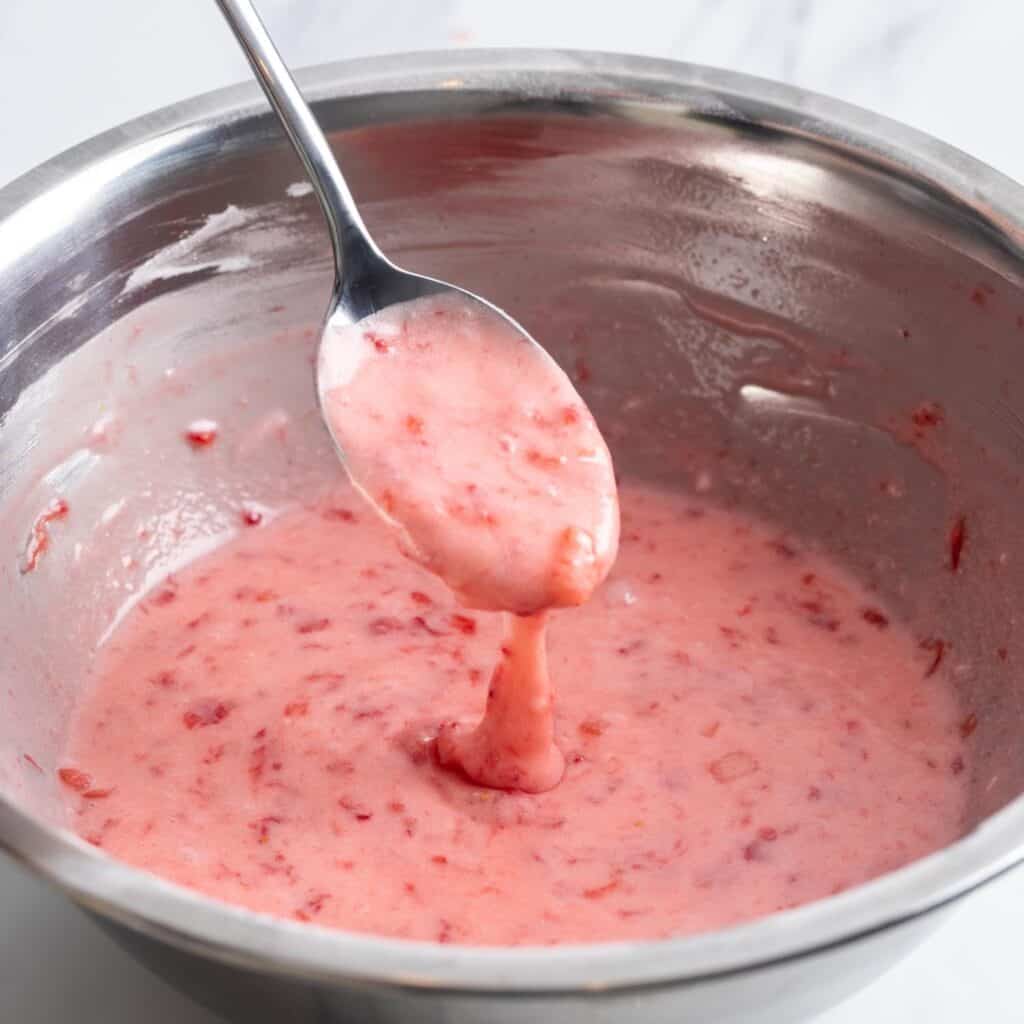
[62,483,968,945]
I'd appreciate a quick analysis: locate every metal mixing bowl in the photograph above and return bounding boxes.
[2,50,1024,1024]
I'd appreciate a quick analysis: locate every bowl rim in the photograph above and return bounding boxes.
[3,47,1024,995]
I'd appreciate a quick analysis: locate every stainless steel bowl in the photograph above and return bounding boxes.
[3,50,1024,1024]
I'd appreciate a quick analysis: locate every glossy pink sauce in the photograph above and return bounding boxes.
[62,483,968,944]
[318,293,619,790]
[318,294,619,614]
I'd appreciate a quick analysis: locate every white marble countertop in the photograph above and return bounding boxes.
[2,0,1022,1020]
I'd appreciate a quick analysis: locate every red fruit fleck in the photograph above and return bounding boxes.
[353,707,384,721]
[367,332,390,353]
[83,788,114,800]
[284,700,309,718]
[758,827,778,841]
[583,879,620,900]
[296,617,331,635]
[949,516,967,571]
[970,285,990,306]
[410,591,432,605]
[184,419,218,447]
[302,891,331,916]
[305,671,345,688]
[183,700,230,729]
[998,647,1009,662]
[911,403,944,429]
[431,855,448,865]
[324,507,355,523]
[249,745,267,783]
[20,497,70,574]
[578,718,605,737]
[388,800,406,813]
[411,615,447,637]
[801,600,840,632]
[951,754,965,775]
[250,815,283,844]
[405,415,424,435]
[525,448,564,469]
[450,613,477,635]
[743,841,766,863]
[150,670,177,689]
[23,754,43,773]
[763,626,780,645]
[960,713,978,738]
[150,587,177,607]
[861,607,889,629]
[443,497,499,527]
[437,919,454,943]
[369,617,402,635]
[58,767,92,792]
[240,504,263,526]
[709,751,758,782]
[338,796,373,821]
[202,744,225,765]
[846,719,861,734]
[561,406,580,425]
[768,539,798,559]
[699,721,720,739]
[574,356,592,383]
[807,785,822,801]
[921,637,946,678]
[900,327,911,339]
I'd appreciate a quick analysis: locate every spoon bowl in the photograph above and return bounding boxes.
[216,0,620,620]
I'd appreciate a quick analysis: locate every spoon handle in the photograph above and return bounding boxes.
[213,0,380,279]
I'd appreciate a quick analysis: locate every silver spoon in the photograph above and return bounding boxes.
[213,0,550,447]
